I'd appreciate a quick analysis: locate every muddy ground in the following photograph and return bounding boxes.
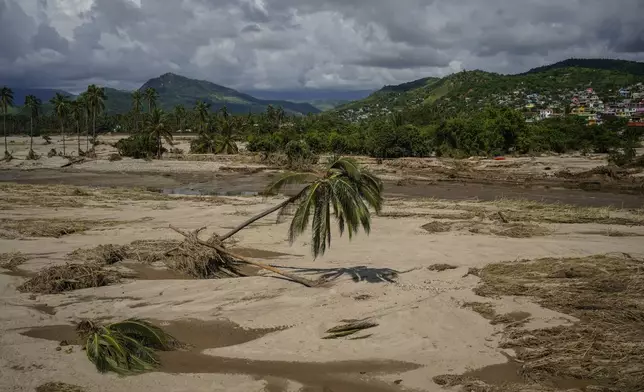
[1,135,643,392]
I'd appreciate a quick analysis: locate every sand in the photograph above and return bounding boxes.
[1,136,644,391]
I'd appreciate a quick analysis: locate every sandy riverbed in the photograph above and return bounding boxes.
[0,178,643,392]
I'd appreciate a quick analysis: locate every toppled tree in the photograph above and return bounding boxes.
[173,157,384,286]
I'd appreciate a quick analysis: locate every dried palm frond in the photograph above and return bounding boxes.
[322,319,379,339]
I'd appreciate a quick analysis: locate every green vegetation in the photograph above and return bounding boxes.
[1,86,14,157]
[3,59,643,160]
[77,318,176,374]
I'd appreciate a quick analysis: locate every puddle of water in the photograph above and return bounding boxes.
[22,319,419,392]
[2,269,36,278]
[31,304,57,315]
[21,324,81,345]
[464,359,593,390]
[504,311,531,323]
[163,188,260,197]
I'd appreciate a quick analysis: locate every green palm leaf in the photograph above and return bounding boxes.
[78,318,175,375]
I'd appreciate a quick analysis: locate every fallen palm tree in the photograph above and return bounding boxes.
[171,157,384,287]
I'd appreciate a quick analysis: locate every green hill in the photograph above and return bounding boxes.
[7,74,320,116]
[129,73,319,115]
[337,59,644,122]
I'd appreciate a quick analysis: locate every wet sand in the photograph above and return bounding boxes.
[21,319,420,392]
[2,168,642,208]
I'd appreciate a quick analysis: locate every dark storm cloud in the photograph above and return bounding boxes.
[1,0,643,92]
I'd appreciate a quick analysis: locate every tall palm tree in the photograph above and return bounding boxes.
[50,93,71,155]
[216,107,240,154]
[1,86,14,156]
[173,105,186,131]
[143,88,158,113]
[194,101,210,134]
[24,95,42,154]
[220,157,383,258]
[145,108,173,159]
[79,92,91,152]
[132,91,143,133]
[70,100,84,155]
[85,85,106,148]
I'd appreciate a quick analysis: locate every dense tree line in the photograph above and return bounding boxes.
[1,84,642,164]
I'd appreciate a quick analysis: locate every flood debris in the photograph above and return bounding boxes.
[322,319,379,339]
[0,251,29,270]
[449,254,644,392]
[18,263,120,294]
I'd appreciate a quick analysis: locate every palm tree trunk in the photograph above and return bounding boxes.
[61,120,66,156]
[85,113,89,152]
[29,116,33,151]
[3,110,6,154]
[219,197,295,241]
[92,109,96,148]
[77,121,81,155]
[157,135,161,159]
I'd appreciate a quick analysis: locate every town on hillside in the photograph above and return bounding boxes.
[525,83,644,126]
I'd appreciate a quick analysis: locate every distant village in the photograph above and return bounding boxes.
[521,83,644,126]
[340,82,644,126]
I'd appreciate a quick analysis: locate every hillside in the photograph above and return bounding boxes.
[6,88,73,106]
[337,59,644,122]
[524,58,644,76]
[129,73,319,115]
[6,74,320,116]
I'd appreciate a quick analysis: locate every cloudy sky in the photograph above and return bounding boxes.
[1,0,643,93]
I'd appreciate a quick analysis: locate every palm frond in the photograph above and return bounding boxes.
[328,157,361,181]
[79,318,175,375]
[265,172,318,195]
[288,183,319,243]
[310,183,332,258]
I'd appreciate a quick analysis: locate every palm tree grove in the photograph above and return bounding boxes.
[1,2,644,392]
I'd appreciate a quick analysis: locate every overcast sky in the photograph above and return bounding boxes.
[1,0,643,93]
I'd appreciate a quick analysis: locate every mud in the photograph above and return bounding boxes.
[463,360,592,390]
[21,318,418,392]
[2,169,642,208]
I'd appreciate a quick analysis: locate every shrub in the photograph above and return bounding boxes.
[108,153,123,162]
[115,134,161,159]
[284,140,318,169]
[42,135,52,145]
[190,133,217,154]
[47,148,57,158]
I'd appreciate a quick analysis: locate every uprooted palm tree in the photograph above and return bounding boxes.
[77,318,175,374]
[172,157,383,286]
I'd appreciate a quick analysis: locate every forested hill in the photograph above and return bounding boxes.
[104,73,319,115]
[337,58,644,122]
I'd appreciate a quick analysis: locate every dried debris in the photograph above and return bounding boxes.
[428,263,458,272]
[323,319,379,339]
[0,251,29,270]
[457,254,644,392]
[18,263,120,294]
